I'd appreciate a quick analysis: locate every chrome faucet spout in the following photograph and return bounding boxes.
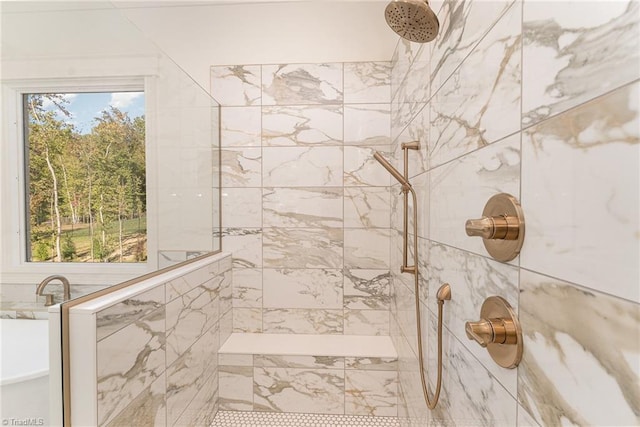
[36,275,71,306]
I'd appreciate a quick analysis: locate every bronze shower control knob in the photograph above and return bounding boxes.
[465,296,523,369]
[465,193,525,262]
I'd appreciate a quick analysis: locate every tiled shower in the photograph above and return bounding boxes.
[210,0,639,425]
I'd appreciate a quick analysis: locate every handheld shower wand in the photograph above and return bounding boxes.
[372,145,451,410]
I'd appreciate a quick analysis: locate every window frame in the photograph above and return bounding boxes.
[1,76,158,284]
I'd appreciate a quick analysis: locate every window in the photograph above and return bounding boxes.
[23,91,146,263]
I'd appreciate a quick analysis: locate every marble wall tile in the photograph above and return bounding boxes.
[221,188,262,228]
[345,357,398,372]
[344,104,391,146]
[221,147,262,187]
[221,106,261,147]
[211,65,261,106]
[232,268,262,308]
[343,269,391,310]
[233,307,263,333]
[345,370,397,416]
[105,373,166,427]
[263,227,343,269]
[517,403,541,427]
[220,228,262,269]
[518,270,640,426]
[262,105,343,146]
[219,354,253,367]
[263,147,343,187]
[255,355,345,370]
[166,326,218,425]
[97,307,166,427]
[344,309,389,336]
[262,63,343,105]
[522,1,640,127]
[344,228,391,269]
[165,283,218,366]
[253,367,345,414]
[219,270,233,316]
[173,370,218,427]
[521,81,639,302]
[426,241,518,395]
[219,365,254,411]
[427,320,517,427]
[165,265,216,303]
[430,0,516,94]
[430,1,521,168]
[391,39,419,102]
[344,187,391,229]
[429,134,520,258]
[344,62,391,104]
[263,268,343,309]
[97,286,165,341]
[263,187,343,228]
[263,308,344,334]
[344,146,393,187]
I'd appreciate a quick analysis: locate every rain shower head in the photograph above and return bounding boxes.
[384,0,439,43]
[373,151,411,188]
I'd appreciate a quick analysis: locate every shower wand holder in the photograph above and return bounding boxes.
[465,193,525,262]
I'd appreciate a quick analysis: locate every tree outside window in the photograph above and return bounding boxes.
[24,92,146,263]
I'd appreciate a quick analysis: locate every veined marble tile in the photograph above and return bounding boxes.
[430,0,515,94]
[426,241,518,396]
[518,271,640,426]
[427,317,516,427]
[233,308,263,333]
[97,307,166,427]
[345,357,398,372]
[396,43,431,129]
[345,370,397,416]
[262,63,343,105]
[166,326,218,425]
[263,147,343,187]
[263,308,344,334]
[344,146,393,187]
[344,62,391,104]
[263,268,343,309]
[221,106,261,147]
[521,82,639,302]
[344,104,391,146]
[522,1,640,127]
[263,227,343,269]
[344,309,389,336]
[97,286,165,341]
[221,188,262,228]
[232,268,262,308]
[343,269,391,310]
[253,367,345,414]
[344,228,391,269]
[391,39,419,103]
[211,65,261,106]
[517,403,541,427]
[219,228,262,269]
[219,365,253,411]
[104,373,165,427]
[262,105,343,146]
[429,134,520,259]
[221,147,261,188]
[166,283,218,366]
[220,310,233,345]
[430,1,521,168]
[344,187,391,229]
[219,354,253,367]
[173,370,218,427]
[255,355,345,370]
[263,187,343,228]
[219,270,233,316]
[394,107,429,180]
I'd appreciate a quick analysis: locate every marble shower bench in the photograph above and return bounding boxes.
[218,333,399,417]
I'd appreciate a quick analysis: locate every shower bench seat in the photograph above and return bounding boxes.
[218,333,399,416]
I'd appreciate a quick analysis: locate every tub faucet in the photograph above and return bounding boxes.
[36,275,71,306]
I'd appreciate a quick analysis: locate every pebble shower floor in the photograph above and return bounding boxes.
[210,411,401,427]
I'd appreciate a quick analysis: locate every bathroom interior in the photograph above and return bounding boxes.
[0,0,638,426]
